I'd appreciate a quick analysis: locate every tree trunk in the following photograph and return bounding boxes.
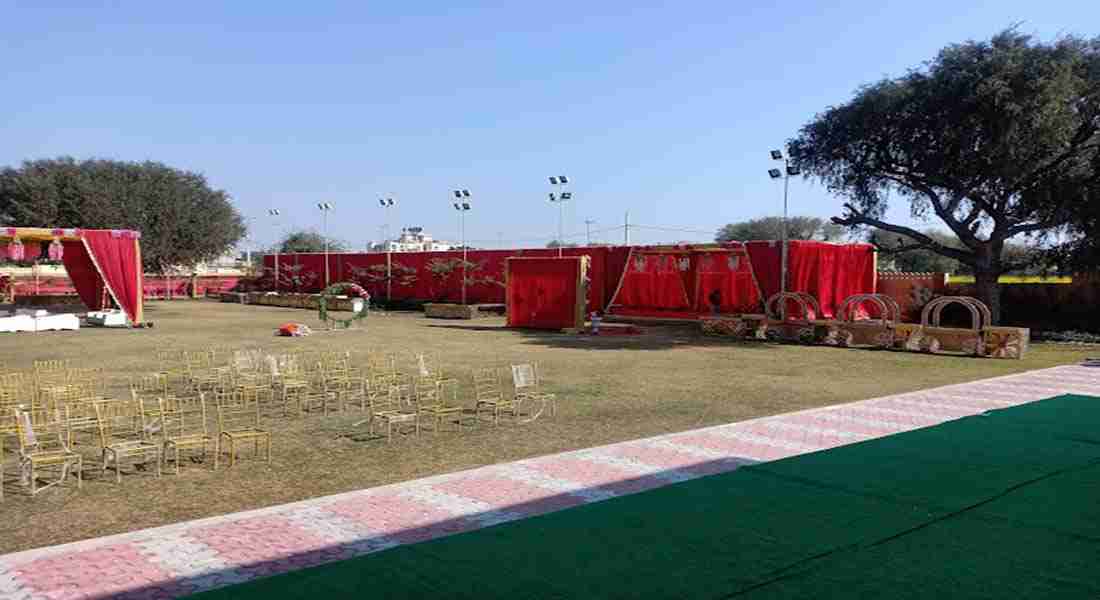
[972,269,1002,325]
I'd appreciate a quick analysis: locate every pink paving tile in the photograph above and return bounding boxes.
[189,515,340,578]
[874,398,976,419]
[825,405,944,429]
[527,455,668,495]
[433,475,586,517]
[10,542,181,600]
[781,412,907,437]
[668,432,798,461]
[736,422,857,450]
[326,491,480,544]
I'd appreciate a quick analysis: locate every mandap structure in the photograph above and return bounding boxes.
[0,227,145,325]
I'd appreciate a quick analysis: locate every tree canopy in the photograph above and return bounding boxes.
[276,230,347,254]
[788,29,1100,320]
[716,216,845,243]
[0,157,245,272]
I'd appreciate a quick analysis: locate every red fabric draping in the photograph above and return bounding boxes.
[61,240,106,311]
[613,254,691,310]
[745,241,876,318]
[263,241,873,321]
[506,258,582,329]
[693,251,762,314]
[81,230,143,323]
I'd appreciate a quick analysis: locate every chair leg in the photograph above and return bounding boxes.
[76,456,82,489]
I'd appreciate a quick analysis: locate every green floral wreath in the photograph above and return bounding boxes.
[318,282,371,328]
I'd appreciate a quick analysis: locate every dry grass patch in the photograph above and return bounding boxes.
[0,300,1089,553]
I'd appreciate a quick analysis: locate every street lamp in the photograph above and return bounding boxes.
[317,202,334,288]
[548,175,571,257]
[767,150,801,297]
[452,190,472,304]
[268,209,281,292]
[378,197,396,301]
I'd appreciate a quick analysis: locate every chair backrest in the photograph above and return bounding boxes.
[16,405,67,454]
[511,363,546,394]
[217,398,261,433]
[474,368,502,402]
[131,374,168,398]
[157,394,208,441]
[93,398,143,447]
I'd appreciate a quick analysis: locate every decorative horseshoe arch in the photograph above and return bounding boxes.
[764,292,821,322]
[318,282,371,329]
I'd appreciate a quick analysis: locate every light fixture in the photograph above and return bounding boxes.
[768,169,783,179]
[461,189,471,198]
[560,191,572,200]
[453,202,461,210]
[558,175,569,184]
[317,202,333,210]
[453,190,462,199]
[770,150,783,160]
[461,202,471,210]
[786,165,801,176]
[548,192,557,201]
[549,176,559,185]
[268,209,281,216]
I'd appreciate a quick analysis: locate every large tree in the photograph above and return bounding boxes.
[276,230,347,254]
[788,30,1100,321]
[716,216,845,243]
[0,157,245,272]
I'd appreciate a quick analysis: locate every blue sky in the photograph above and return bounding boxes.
[2,1,1094,250]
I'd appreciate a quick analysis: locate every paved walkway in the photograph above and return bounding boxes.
[2,365,1098,600]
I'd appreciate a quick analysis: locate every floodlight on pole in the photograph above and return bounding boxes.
[378,197,397,301]
[318,202,334,287]
[268,209,281,292]
[766,150,796,302]
[548,175,571,257]
[452,190,473,304]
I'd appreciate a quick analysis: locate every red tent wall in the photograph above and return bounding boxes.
[745,241,876,318]
[506,257,584,329]
[263,241,873,320]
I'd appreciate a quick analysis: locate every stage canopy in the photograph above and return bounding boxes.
[1,227,144,324]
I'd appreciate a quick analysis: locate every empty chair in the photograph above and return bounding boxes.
[94,399,162,483]
[13,406,83,496]
[216,397,271,467]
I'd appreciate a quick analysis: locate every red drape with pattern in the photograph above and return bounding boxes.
[61,241,106,311]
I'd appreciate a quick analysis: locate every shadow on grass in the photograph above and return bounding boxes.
[46,455,758,600]
[425,323,777,352]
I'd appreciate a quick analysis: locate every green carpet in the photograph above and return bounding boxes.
[191,394,1100,599]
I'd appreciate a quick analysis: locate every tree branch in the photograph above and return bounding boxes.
[833,203,975,264]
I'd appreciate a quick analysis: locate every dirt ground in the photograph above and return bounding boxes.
[0,300,1091,553]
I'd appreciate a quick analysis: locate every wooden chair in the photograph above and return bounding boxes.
[415,376,469,433]
[511,362,557,420]
[474,367,518,425]
[94,399,162,483]
[216,398,271,467]
[13,407,82,495]
[301,388,340,416]
[368,382,419,442]
[149,395,218,473]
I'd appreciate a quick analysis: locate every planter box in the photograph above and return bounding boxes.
[424,303,479,320]
[893,323,1030,359]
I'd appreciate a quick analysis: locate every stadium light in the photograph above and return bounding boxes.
[770,150,784,160]
[766,149,802,301]
[548,175,572,257]
[268,209,281,292]
[317,202,334,287]
[768,169,783,179]
[378,197,397,301]
[452,190,473,304]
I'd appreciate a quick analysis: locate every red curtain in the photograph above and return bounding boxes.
[613,253,691,310]
[693,251,762,314]
[506,258,581,329]
[746,241,876,318]
[81,230,143,323]
[61,241,106,311]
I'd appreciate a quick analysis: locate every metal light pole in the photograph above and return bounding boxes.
[268,209,281,292]
[378,197,395,301]
[318,202,333,288]
[768,150,800,297]
[548,175,571,257]
[452,190,472,304]
[584,219,596,246]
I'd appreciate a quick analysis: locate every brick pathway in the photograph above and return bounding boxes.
[2,365,1098,600]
